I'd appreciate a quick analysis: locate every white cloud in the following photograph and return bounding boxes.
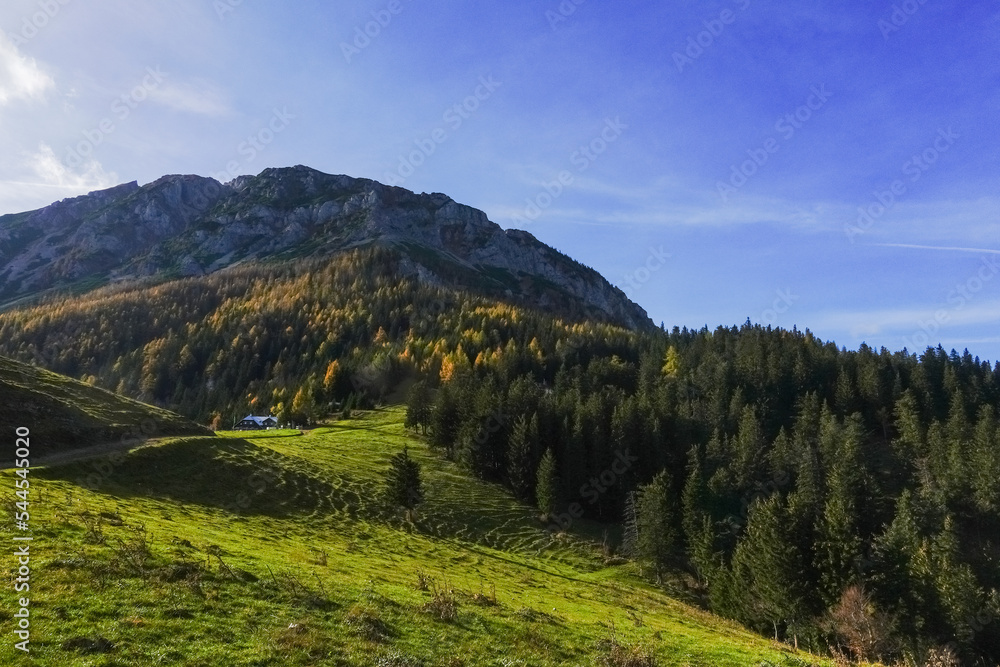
[149,79,231,117]
[28,143,117,191]
[0,32,53,105]
[0,144,119,214]
[810,300,1000,339]
[873,243,1000,256]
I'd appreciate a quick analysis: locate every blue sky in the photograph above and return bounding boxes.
[1,0,999,361]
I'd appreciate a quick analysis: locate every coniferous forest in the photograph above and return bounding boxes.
[1,247,998,664]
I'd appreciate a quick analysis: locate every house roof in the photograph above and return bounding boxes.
[240,415,277,426]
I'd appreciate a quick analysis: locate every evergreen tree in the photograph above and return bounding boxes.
[404,380,433,434]
[971,405,1000,513]
[507,413,538,502]
[635,470,680,583]
[871,490,926,640]
[535,447,560,517]
[815,415,864,606]
[384,445,424,516]
[429,383,461,458]
[731,495,808,642]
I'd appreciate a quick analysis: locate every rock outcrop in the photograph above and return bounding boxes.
[0,166,652,329]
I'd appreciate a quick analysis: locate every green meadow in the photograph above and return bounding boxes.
[1,407,854,666]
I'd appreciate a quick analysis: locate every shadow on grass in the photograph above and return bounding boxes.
[36,437,371,519]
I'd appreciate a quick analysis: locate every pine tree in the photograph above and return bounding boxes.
[662,345,682,378]
[635,470,679,583]
[971,405,1000,513]
[815,415,864,606]
[384,445,424,516]
[291,384,315,424]
[871,490,925,639]
[404,380,433,434]
[429,383,460,458]
[731,495,807,642]
[930,515,984,650]
[535,447,560,518]
[507,413,538,502]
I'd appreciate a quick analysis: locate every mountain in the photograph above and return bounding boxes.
[0,166,651,329]
[0,354,210,460]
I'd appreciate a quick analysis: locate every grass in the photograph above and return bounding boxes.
[0,406,850,666]
[0,356,209,459]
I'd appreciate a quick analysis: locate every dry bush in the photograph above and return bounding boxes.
[469,581,497,607]
[414,570,432,591]
[422,581,459,622]
[594,639,658,667]
[344,604,394,643]
[922,645,960,667]
[273,621,329,658]
[826,584,897,663]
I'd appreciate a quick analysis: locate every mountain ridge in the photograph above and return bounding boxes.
[0,166,652,330]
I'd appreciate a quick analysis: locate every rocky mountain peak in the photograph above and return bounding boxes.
[0,167,652,329]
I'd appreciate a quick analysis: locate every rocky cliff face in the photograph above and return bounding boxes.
[0,166,652,329]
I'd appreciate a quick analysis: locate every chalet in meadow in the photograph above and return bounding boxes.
[235,415,278,430]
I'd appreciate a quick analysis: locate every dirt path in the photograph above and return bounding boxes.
[4,437,178,471]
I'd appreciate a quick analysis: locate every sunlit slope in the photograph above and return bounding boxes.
[0,407,849,666]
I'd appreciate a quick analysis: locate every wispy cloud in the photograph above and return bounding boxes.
[873,243,1000,255]
[0,33,53,105]
[810,301,1000,339]
[149,79,231,117]
[0,145,118,214]
[27,143,117,191]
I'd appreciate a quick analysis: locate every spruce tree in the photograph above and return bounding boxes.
[404,380,433,434]
[971,405,999,513]
[507,413,538,502]
[535,447,560,518]
[429,383,460,458]
[815,415,864,606]
[635,470,679,583]
[384,445,424,516]
[731,495,807,642]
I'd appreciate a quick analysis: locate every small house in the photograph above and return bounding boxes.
[235,415,278,430]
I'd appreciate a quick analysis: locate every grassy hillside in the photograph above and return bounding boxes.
[0,355,210,460]
[0,407,850,666]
